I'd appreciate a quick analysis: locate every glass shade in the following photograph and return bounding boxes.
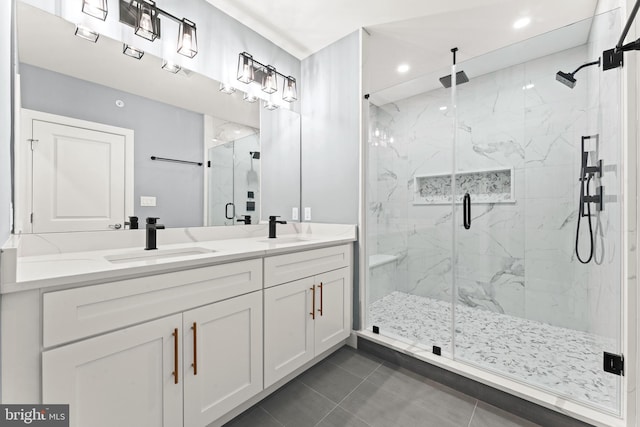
[135,0,158,42]
[237,52,255,84]
[161,60,181,74]
[123,44,144,59]
[283,76,297,102]
[263,99,280,110]
[74,24,99,43]
[262,65,277,94]
[243,91,258,103]
[219,83,236,94]
[177,19,198,58]
[82,0,108,20]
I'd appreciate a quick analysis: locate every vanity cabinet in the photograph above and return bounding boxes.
[263,245,351,387]
[42,260,263,427]
[43,314,184,427]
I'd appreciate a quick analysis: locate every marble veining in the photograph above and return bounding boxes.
[369,291,618,410]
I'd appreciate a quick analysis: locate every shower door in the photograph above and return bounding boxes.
[452,10,623,413]
[366,65,456,356]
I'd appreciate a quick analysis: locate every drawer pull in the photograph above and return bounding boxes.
[191,322,198,375]
[172,328,179,384]
[310,285,316,320]
[318,283,323,316]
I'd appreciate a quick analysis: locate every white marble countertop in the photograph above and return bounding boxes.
[0,223,356,293]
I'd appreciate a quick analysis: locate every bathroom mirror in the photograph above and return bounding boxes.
[14,1,301,232]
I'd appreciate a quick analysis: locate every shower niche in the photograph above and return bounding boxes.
[413,167,514,205]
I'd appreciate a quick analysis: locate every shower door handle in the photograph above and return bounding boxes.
[225,203,235,220]
[463,193,471,230]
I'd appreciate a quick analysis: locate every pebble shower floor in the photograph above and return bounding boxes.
[368,291,618,410]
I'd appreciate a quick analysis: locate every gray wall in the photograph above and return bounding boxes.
[261,108,301,222]
[20,64,204,228]
[300,31,361,329]
[301,31,360,224]
[0,0,13,245]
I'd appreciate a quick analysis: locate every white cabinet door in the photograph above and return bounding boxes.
[314,267,351,355]
[42,314,183,427]
[31,119,127,232]
[264,276,315,388]
[183,292,263,427]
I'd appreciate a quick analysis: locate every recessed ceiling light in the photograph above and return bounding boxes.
[522,83,535,90]
[439,106,448,111]
[397,64,410,73]
[513,17,531,29]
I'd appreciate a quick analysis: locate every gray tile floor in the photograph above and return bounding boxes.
[224,346,542,427]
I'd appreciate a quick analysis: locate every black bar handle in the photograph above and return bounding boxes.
[151,156,203,166]
[225,203,235,220]
[463,193,471,230]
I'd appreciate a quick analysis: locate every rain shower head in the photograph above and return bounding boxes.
[439,71,469,88]
[250,151,260,159]
[555,58,600,89]
[555,71,577,89]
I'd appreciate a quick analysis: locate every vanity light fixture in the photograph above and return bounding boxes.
[161,60,181,74]
[75,24,99,43]
[118,0,198,57]
[82,0,108,21]
[177,19,198,58]
[262,65,278,94]
[237,52,299,103]
[283,76,297,102]
[135,0,159,41]
[219,83,236,94]
[123,44,144,59]
[237,52,255,84]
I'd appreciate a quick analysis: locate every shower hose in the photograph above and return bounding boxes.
[575,175,594,264]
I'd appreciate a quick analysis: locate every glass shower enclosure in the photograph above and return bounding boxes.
[365,10,623,414]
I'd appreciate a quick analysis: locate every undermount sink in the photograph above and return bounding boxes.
[258,237,311,244]
[105,247,214,264]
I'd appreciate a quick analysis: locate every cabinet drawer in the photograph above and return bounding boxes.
[43,259,262,348]
[264,244,351,288]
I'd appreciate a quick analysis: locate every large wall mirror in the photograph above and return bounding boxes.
[14,1,301,233]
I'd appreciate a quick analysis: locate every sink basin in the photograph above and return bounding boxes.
[258,237,311,244]
[105,247,214,264]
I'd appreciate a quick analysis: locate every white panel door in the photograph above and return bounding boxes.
[264,277,315,388]
[42,314,183,427]
[314,267,351,355]
[183,291,263,427]
[31,119,126,232]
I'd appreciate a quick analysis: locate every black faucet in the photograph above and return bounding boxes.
[237,215,252,225]
[125,216,139,229]
[268,215,287,238]
[145,217,165,250]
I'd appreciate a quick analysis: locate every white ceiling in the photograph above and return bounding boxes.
[205,0,602,93]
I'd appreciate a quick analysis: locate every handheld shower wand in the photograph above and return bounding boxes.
[575,135,603,264]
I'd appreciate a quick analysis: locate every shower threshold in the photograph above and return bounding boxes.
[368,291,618,412]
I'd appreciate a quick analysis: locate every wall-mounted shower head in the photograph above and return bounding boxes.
[250,151,260,159]
[555,58,600,89]
[555,71,577,88]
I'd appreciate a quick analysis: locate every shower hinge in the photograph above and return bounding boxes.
[604,352,624,376]
[372,326,379,334]
[433,346,441,356]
